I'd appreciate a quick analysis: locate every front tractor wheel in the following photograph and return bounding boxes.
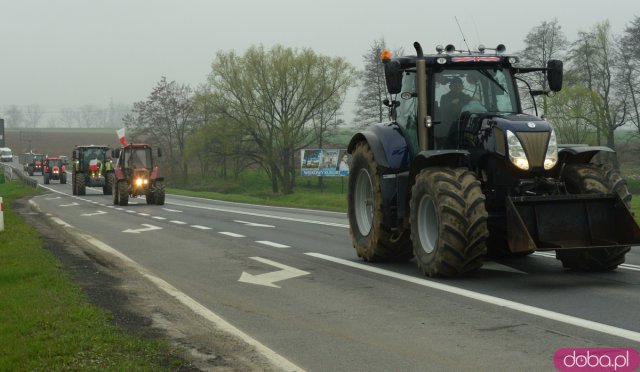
[104,172,113,195]
[75,173,86,196]
[347,142,412,262]
[410,167,488,277]
[116,181,129,206]
[556,164,631,271]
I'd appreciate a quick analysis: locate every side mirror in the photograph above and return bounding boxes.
[157,148,162,158]
[547,59,563,92]
[384,60,403,95]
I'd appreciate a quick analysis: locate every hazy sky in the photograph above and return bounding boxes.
[1,0,638,121]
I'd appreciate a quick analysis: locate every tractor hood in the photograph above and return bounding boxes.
[489,113,553,134]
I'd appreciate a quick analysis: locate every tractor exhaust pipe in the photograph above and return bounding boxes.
[414,42,428,151]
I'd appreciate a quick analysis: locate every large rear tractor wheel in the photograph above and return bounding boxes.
[60,172,67,184]
[75,173,86,196]
[410,167,488,277]
[117,181,129,206]
[44,173,50,184]
[556,164,631,271]
[112,178,119,205]
[347,142,412,262]
[104,172,113,195]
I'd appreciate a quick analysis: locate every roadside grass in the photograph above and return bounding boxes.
[172,169,349,212]
[0,181,183,370]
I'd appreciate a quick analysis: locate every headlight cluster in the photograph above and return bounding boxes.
[507,130,529,170]
[506,129,558,171]
[135,178,149,187]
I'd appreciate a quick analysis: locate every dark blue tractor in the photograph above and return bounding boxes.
[347,42,640,277]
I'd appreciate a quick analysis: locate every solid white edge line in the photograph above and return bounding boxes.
[305,252,640,343]
[26,200,303,372]
[168,201,349,228]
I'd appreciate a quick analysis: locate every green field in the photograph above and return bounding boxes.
[0,180,183,370]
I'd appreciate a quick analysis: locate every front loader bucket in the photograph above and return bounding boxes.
[506,194,640,252]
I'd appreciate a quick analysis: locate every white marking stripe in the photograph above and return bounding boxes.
[256,241,290,249]
[192,225,212,230]
[138,213,150,216]
[168,201,348,228]
[50,217,72,227]
[152,216,167,220]
[306,252,640,343]
[219,232,245,238]
[170,220,187,225]
[126,210,136,213]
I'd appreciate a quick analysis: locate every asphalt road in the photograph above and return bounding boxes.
[4,161,640,371]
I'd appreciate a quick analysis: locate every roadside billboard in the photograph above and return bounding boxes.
[300,149,350,176]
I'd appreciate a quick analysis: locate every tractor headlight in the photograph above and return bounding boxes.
[507,130,529,170]
[135,178,143,186]
[544,129,558,170]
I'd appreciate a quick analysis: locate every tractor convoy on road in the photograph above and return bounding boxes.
[15,139,164,206]
[6,41,640,278]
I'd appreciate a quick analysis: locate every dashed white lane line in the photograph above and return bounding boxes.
[170,220,187,225]
[256,241,290,249]
[306,252,640,343]
[163,208,183,213]
[192,225,212,230]
[126,210,136,213]
[138,213,150,216]
[219,232,246,238]
[152,216,167,220]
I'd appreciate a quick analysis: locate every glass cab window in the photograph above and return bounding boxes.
[395,72,419,155]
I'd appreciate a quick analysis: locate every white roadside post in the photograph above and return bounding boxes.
[0,196,4,232]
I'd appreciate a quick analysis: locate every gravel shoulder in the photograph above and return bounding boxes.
[14,197,283,372]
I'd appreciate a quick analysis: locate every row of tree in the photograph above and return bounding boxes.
[125,46,356,193]
[1,101,130,128]
[518,18,640,167]
[126,16,640,193]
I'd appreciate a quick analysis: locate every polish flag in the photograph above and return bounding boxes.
[116,128,127,146]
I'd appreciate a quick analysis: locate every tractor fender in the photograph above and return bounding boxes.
[150,167,163,181]
[347,122,411,171]
[408,150,470,185]
[558,145,614,164]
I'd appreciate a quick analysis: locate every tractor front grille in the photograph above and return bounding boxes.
[515,132,549,168]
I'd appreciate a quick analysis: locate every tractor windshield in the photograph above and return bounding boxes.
[124,148,151,169]
[435,68,518,118]
[48,159,62,168]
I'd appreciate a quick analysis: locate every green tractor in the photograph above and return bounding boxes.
[71,145,114,196]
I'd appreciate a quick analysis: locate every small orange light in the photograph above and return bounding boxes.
[380,49,392,62]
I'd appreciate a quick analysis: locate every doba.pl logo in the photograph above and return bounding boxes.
[554,348,640,371]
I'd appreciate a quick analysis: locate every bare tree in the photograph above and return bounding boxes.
[24,104,44,128]
[518,19,568,115]
[124,77,196,181]
[353,39,404,128]
[4,105,24,128]
[568,21,628,167]
[621,16,640,135]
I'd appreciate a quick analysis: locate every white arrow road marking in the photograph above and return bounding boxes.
[256,241,290,249]
[80,210,108,217]
[219,232,245,238]
[234,220,275,228]
[163,208,182,213]
[239,257,309,288]
[481,261,527,274]
[122,224,162,234]
[60,202,79,207]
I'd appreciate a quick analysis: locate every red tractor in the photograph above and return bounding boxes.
[43,157,67,184]
[112,144,165,206]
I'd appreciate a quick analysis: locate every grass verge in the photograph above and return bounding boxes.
[0,181,182,370]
